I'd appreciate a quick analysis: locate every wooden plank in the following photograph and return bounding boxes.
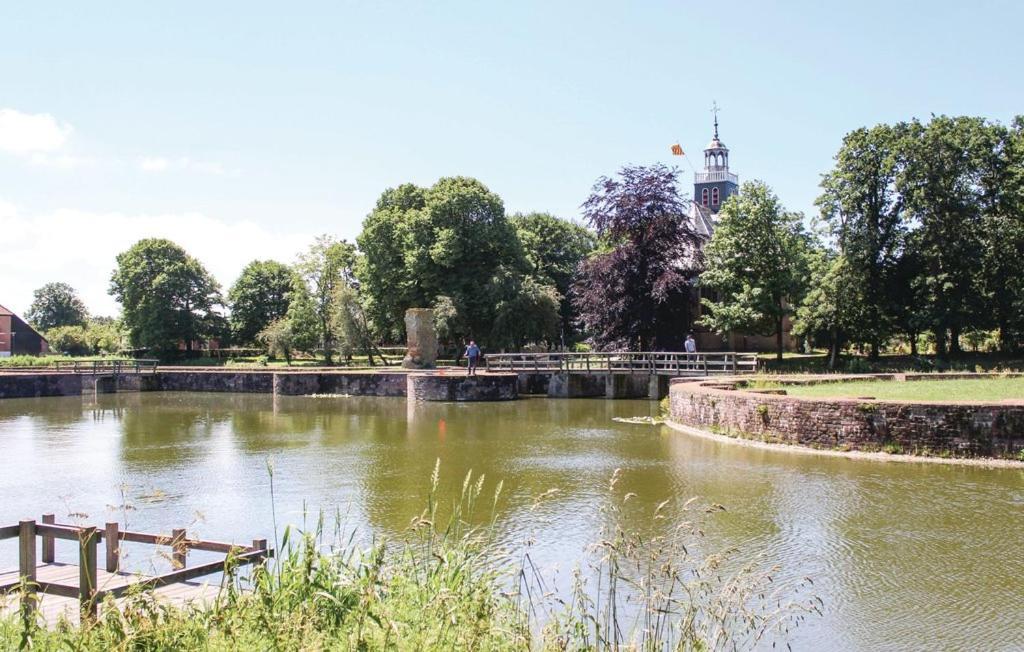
[35,582,80,598]
[0,525,19,540]
[104,549,266,599]
[19,519,37,618]
[41,514,55,563]
[37,523,103,542]
[171,529,187,569]
[105,523,119,572]
[79,527,98,620]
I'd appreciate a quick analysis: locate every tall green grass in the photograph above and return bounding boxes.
[2,463,819,650]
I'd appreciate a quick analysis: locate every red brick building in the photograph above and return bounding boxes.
[0,304,49,357]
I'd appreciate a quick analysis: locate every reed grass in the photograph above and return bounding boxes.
[2,462,819,650]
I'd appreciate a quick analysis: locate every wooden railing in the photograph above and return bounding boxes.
[55,359,160,375]
[484,351,758,376]
[0,515,271,620]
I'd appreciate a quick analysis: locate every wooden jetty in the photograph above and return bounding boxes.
[0,515,270,627]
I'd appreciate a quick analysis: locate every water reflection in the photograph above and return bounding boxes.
[0,392,1021,649]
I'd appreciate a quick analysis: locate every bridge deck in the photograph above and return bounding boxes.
[0,562,222,627]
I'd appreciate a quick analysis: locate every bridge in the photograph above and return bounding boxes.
[55,359,159,375]
[484,351,759,376]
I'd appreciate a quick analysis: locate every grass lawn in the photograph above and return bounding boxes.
[768,377,1024,401]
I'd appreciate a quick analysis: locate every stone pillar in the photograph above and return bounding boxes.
[402,308,438,369]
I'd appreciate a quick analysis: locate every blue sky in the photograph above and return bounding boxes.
[1,0,1022,315]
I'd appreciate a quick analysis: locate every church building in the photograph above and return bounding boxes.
[686,116,800,353]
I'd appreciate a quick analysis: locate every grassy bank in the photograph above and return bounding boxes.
[764,376,1024,402]
[1,465,817,650]
[759,352,1024,374]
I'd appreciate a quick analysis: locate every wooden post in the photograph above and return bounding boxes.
[41,513,55,563]
[79,526,98,620]
[19,519,37,618]
[251,538,268,555]
[172,528,187,569]
[105,522,120,573]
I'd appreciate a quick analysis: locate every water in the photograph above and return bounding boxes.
[1,392,1022,650]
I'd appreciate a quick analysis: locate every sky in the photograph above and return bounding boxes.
[1,0,1022,317]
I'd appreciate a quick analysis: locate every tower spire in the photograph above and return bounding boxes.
[711,101,720,139]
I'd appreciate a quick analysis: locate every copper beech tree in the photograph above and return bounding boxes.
[572,164,701,351]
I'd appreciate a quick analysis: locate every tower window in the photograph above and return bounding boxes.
[712,188,720,206]
[701,188,709,206]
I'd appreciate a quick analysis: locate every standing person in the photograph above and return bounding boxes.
[465,340,481,376]
[685,333,697,354]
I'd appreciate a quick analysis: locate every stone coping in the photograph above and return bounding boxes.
[672,372,1024,406]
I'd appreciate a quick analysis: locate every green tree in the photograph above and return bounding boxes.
[44,325,91,356]
[978,117,1024,352]
[357,177,540,346]
[491,275,561,350]
[259,318,297,364]
[816,123,908,357]
[26,282,88,330]
[331,285,380,364]
[295,236,357,364]
[228,260,294,345]
[699,181,810,361]
[900,116,995,355]
[109,238,226,355]
[283,277,320,357]
[510,212,595,343]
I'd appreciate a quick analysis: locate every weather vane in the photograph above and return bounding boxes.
[711,101,720,139]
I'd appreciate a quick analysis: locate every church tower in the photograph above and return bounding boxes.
[693,104,738,216]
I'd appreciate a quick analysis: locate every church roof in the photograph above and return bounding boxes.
[689,202,716,239]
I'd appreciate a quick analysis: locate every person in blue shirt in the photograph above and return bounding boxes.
[464,340,481,375]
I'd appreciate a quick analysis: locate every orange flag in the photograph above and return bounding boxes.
[670,143,684,156]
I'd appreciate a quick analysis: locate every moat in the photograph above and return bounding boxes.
[1,392,1021,650]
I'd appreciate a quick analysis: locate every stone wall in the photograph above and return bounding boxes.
[275,372,408,397]
[668,378,1024,458]
[407,373,518,402]
[0,373,81,399]
[157,371,275,393]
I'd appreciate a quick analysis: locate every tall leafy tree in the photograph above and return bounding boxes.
[357,177,548,348]
[510,212,595,343]
[109,239,226,355]
[699,181,810,360]
[816,123,908,357]
[294,236,357,364]
[978,117,1024,352]
[572,164,700,350]
[899,116,995,355]
[26,282,88,330]
[228,260,295,345]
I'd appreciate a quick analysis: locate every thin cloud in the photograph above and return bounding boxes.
[0,199,309,316]
[139,156,237,177]
[0,108,73,155]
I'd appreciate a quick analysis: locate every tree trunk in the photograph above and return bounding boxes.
[909,331,918,357]
[869,340,880,360]
[775,317,784,362]
[935,328,948,359]
[828,331,840,371]
[950,325,962,355]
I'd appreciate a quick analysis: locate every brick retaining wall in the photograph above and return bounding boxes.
[668,377,1024,458]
